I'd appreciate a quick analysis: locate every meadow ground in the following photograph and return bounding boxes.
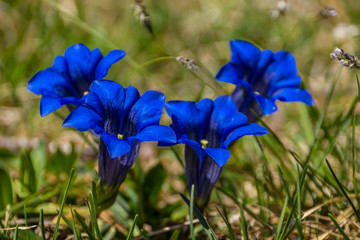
[1,0,360,239]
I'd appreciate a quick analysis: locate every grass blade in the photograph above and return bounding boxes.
[238,199,249,240]
[140,229,151,240]
[88,191,102,240]
[179,193,217,240]
[356,74,360,98]
[190,185,195,240]
[169,229,181,240]
[352,115,360,208]
[215,205,236,240]
[40,209,45,240]
[74,210,96,240]
[23,205,27,227]
[53,168,75,240]
[12,226,18,240]
[295,166,304,240]
[274,195,288,240]
[60,211,73,231]
[328,213,350,240]
[70,206,78,240]
[326,159,360,222]
[126,214,139,240]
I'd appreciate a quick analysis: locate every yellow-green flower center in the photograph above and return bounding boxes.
[117,134,123,140]
[201,139,209,149]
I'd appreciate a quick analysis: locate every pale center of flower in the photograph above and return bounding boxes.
[83,91,89,96]
[200,139,209,149]
[254,91,260,95]
[117,134,123,140]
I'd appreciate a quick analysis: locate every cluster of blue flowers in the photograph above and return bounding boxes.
[27,41,314,209]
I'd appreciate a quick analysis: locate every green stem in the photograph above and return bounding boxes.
[121,56,176,85]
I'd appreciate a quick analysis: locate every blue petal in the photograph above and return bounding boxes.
[256,50,273,74]
[95,49,127,80]
[264,51,298,84]
[180,136,206,163]
[204,148,230,167]
[272,88,315,106]
[27,68,74,97]
[40,96,83,117]
[52,56,69,76]
[223,123,268,148]
[129,125,176,143]
[230,40,261,68]
[253,94,278,115]
[249,49,273,84]
[64,43,92,83]
[166,99,213,141]
[100,131,131,158]
[215,63,242,85]
[86,48,103,80]
[267,76,302,96]
[129,90,166,132]
[89,80,140,134]
[273,51,298,79]
[63,105,104,131]
[123,86,141,116]
[209,96,236,140]
[89,80,139,112]
[210,96,250,142]
[82,92,105,119]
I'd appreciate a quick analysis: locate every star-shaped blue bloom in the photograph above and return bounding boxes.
[216,40,314,122]
[27,43,126,116]
[63,80,176,189]
[165,96,268,206]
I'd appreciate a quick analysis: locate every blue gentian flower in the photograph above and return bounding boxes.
[165,96,268,206]
[216,40,314,122]
[63,80,176,207]
[27,44,126,117]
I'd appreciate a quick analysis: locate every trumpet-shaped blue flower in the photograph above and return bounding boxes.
[27,44,126,116]
[63,80,176,191]
[216,40,314,122]
[165,96,268,206]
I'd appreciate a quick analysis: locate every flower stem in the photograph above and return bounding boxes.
[121,56,176,85]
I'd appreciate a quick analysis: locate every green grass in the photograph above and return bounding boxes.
[1,0,360,239]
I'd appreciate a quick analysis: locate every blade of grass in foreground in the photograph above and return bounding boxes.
[274,195,288,240]
[70,206,79,240]
[352,115,360,208]
[169,229,181,240]
[88,191,102,240]
[23,206,27,227]
[53,168,75,240]
[179,193,217,240]
[215,206,236,240]
[279,162,309,239]
[238,199,249,240]
[140,229,151,240]
[40,209,45,240]
[328,213,350,240]
[190,185,195,240]
[74,210,96,240]
[295,166,304,240]
[23,205,29,239]
[126,214,139,240]
[325,159,360,222]
[12,226,18,240]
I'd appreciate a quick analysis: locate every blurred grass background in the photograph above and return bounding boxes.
[1,0,360,239]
